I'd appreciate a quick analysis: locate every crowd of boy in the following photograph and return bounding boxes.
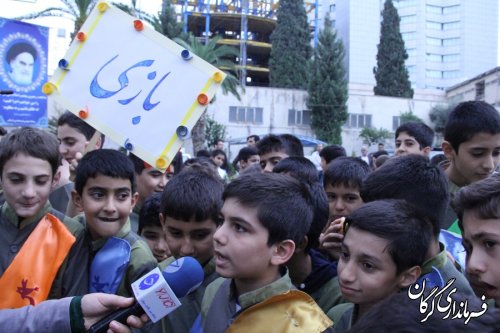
[0,100,498,332]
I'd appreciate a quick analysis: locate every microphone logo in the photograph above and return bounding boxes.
[139,273,159,290]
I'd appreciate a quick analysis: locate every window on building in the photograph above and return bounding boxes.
[443,54,459,63]
[443,38,460,46]
[426,53,442,62]
[402,32,416,42]
[426,21,441,30]
[443,5,460,15]
[406,48,416,57]
[475,81,485,101]
[442,70,460,79]
[288,109,311,126]
[400,15,416,24]
[345,114,372,129]
[329,4,336,12]
[426,37,441,46]
[443,21,460,30]
[426,5,442,14]
[426,70,442,78]
[395,0,417,8]
[229,106,264,124]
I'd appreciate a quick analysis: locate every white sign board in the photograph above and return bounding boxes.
[45,2,226,171]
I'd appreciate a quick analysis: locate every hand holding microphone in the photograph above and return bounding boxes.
[88,256,203,333]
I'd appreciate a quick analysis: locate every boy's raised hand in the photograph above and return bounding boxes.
[319,217,345,261]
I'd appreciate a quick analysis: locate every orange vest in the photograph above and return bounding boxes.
[0,213,76,308]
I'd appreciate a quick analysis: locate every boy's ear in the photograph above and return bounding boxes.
[71,189,84,213]
[51,170,61,191]
[130,191,139,213]
[397,266,421,289]
[441,141,455,160]
[271,240,295,266]
[421,146,432,156]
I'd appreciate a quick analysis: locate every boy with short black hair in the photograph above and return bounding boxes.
[138,193,170,263]
[360,155,474,295]
[319,157,371,260]
[51,111,105,214]
[233,146,260,173]
[319,144,347,171]
[395,121,434,157]
[441,101,500,230]
[201,173,333,333]
[158,164,224,333]
[452,173,500,306]
[129,153,169,233]
[327,200,433,332]
[257,134,304,172]
[72,149,156,297]
[0,127,88,307]
[273,157,340,313]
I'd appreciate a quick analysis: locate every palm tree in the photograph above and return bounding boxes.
[14,0,98,38]
[174,35,244,153]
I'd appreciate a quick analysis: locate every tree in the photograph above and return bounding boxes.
[399,110,422,123]
[269,0,312,89]
[359,127,392,146]
[307,15,348,144]
[373,0,413,98]
[174,35,243,153]
[205,116,227,149]
[429,103,455,135]
[14,0,98,38]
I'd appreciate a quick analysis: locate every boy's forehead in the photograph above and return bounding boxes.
[325,182,360,194]
[260,150,289,159]
[344,227,393,261]
[84,174,132,190]
[3,152,53,176]
[460,132,500,149]
[163,215,217,230]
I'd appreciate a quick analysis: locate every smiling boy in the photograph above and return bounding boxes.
[72,149,156,297]
[453,174,500,305]
[0,127,88,308]
[201,173,333,333]
[395,121,434,158]
[327,200,433,332]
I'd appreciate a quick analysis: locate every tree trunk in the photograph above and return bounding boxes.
[191,109,207,154]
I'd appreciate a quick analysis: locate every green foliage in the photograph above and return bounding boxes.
[429,103,455,134]
[205,116,227,148]
[269,0,312,89]
[373,0,413,98]
[307,15,348,144]
[359,127,392,146]
[399,111,422,123]
[14,0,98,37]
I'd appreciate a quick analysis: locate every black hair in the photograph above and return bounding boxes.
[323,156,371,190]
[74,149,135,195]
[223,173,313,246]
[7,42,36,62]
[0,127,60,176]
[57,111,97,140]
[211,148,228,171]
[319,144,347,165]
[345,199,433,274]
[452,173,500,231]
[138,193,162,234]
[235,146,259,163]
[257,134,304,158]
[0,126,7,136]
[395,121,435,149]
[372,150,388,159]
[273,157,319,184]
[196,149,211,158]
[160,164,224,223]
[273,157,328,251]
[349,288,500,333]
[444,101,500,153]
[247,134,260,142]
[361,155,449,237]
[129,153,147,174]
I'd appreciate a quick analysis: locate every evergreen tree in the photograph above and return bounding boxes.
[373,0,413,98]
[307,15,348,144]
[269,0,311,89]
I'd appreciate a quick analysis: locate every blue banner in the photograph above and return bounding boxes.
[0,18,48,127]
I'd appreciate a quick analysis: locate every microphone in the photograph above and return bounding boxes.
[88,256,204,333]
[0,90,14,95]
